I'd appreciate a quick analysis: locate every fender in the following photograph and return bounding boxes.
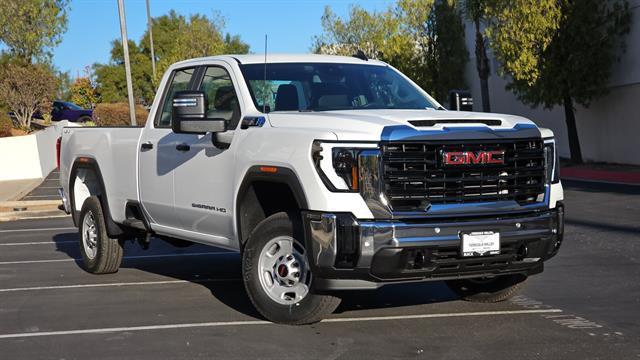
[69,157,125,237]
[235,165,309,245]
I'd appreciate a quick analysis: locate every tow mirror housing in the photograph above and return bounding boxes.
[171,90,227,134]
[448,90,474,111]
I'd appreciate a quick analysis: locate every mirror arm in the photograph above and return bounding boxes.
[211,123,232,149]
[212,132,230,149]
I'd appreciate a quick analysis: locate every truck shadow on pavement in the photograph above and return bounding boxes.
[52,233,459,320]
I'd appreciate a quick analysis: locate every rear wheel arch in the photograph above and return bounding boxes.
[235,166,309,249]
[69,158,124,237]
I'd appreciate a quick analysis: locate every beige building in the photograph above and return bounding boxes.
[463,0,640,165]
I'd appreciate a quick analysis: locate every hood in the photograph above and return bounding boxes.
[266,109,538,141]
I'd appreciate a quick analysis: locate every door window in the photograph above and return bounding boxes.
[199,67,241,129]
[156,68,196,128]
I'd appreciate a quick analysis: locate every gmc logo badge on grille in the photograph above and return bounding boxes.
[442,150,505,165]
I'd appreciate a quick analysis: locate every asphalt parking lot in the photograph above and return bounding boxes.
[0,181,639,359]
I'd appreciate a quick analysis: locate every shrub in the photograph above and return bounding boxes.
[0,112,13,137]
[0,62,57,129]
[93,103,148,127]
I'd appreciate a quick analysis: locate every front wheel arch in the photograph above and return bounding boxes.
[235,166,309,249]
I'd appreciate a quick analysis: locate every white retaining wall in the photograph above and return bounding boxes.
[0,121,73,181]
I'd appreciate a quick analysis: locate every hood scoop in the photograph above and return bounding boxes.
[409,119,502,127]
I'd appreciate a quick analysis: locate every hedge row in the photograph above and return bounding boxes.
[0,113,12,137]
[93,103,149,127]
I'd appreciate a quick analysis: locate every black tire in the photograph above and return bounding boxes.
[78,196,123,274]
[242,212,341,325]
[78,116,92,123]
[446,274,527,303]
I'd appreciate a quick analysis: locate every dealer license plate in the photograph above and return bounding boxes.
[461,231,500,257]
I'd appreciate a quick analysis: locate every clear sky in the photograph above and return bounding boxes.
[54,0,394,76]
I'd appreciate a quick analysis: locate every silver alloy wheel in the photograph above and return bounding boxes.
[82,211,98,260]
[257,236,311,305]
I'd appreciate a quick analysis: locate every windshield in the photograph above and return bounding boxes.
[239,63,437,112]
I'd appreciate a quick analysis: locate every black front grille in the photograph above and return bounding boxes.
[381,139,546,210]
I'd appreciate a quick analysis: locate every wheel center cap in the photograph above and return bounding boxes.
[277,264,288,277]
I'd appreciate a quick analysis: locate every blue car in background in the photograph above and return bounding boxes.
[51,101,93,122]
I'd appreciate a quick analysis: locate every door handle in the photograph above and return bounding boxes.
[140,142,153,151]
[175,143,190,152]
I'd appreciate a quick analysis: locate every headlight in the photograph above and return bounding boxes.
[312,141,378,192]
[544,139,560,183]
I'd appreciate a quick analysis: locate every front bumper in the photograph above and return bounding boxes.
[304,205,564,290]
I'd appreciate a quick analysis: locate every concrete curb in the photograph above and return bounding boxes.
[0,210,69,222]
[0,200,62,206]
[561,177,640,187]
[0,200,68,222]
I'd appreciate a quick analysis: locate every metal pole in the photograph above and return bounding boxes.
[117,0,137,126]
[145,0,156,80]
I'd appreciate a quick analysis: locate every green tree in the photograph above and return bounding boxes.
[422,0,469,103]
[505,0,631,163]
[0,62,57,129]
[224,33,251,54]
[458,0,562,112]
[70,77,99,109]
[314,0,468,103]
[94,40,155,104]
[314,4,417,73]
[484,0,562,86]
[460,0,491,111]
[157,14,227,76]
[56,70,73,101]
[140,11,188,61]
[95,11,249,105]
[0,0,70,62]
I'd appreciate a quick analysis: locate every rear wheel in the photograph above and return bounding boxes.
[78,196,123,274]
[78,116,92,123]
[242,212,340,325]
[446,274,527,303]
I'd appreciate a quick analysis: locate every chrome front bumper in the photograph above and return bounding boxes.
[304,206,564,290]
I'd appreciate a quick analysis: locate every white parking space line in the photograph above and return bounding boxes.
[0,251,235,265]
[0,227,76,233]
[0,241,76,246]
[0,309,562,339]
[0,278,240,293]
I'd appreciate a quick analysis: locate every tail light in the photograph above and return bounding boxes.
[56,137,61,168]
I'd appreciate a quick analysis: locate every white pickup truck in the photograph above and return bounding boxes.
[59,54,564,324]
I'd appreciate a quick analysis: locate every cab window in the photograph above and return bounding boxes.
[156,68,196,127]
[199,66,241,130]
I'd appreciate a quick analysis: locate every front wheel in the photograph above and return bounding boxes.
[446,274,527,303]
[242,212,340,325]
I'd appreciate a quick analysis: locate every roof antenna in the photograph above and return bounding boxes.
[353,49,368,61]
[262,34,268,113]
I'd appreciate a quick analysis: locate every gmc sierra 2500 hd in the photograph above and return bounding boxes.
[58,54,564,325]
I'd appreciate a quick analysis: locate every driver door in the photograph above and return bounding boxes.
[172,63,243,247]
[139,67,198,230]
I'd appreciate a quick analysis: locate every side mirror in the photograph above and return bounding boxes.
[171,90,227,134]
[448,90,473,111]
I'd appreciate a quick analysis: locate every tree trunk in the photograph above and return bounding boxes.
[16,110,27,129]
[474,19,491,113]
[563,95,583,164]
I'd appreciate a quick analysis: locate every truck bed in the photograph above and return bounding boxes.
[59,126,143,223]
